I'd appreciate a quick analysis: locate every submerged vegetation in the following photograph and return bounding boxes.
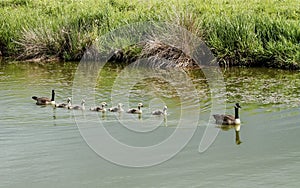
[0,0,299,69]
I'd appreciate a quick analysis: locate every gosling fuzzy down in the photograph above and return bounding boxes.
[90,102,108,112]
[152,106,168,115]
[127,103,144,114]
[55,97,71,108]
[108,103,124,112]
[68,99,85,110]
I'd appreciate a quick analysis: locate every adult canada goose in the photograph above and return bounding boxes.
[152,105,168,115]
[108,103,124,112]
[127,103,143,114]
[90,102,108,112]
[32,89,55,105]
[55,97,71,108]
[213,103,241,125]
[68,99,85,110]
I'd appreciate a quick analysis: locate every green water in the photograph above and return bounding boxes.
[0,61,300,187]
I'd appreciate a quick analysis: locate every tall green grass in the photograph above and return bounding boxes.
[0,0,299,69]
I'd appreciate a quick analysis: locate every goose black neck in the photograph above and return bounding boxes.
[235,107,239,119]
[51,90,55,101]
[138,106,140,110]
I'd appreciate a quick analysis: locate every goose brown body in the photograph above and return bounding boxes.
[213,103,241,125]
[32,90,55,105]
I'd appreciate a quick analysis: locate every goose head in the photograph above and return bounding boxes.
[235,103,241,109]
[137,103,144,110]
[163,106,168,111]
[101,102,108,107]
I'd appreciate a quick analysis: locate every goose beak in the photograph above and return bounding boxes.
[235,103,241,108]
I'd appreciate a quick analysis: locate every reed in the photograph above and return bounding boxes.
[0,0,299,69]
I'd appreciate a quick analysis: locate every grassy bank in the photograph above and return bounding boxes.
[0,0,299,69]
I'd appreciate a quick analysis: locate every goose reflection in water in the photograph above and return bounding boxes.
[217,124,242,145]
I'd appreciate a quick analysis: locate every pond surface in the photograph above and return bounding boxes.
[0,61,300,187]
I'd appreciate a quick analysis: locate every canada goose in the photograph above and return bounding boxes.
[213,103,241,125]
[68,99,85,110]
[152,105,168,115]
[32,89,55,105]
[108,103,124,112]
[55,97,71,108]
[90,102,108,112]
[127,103,143,114]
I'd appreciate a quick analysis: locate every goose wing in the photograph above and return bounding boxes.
[108,106,118,112]
[152,110,162,115]
[90,106,104,111]
[32,96,50,101]
[222,114,235,121]
[127,108,138,113]
[213,114,235,124]
[33,97,51,105]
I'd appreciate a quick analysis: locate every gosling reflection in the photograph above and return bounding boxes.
[53,107,56,120]
[235,127,242,145]
[100,112,106,120]
[217,124,242,145]
[163,116,168,127]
